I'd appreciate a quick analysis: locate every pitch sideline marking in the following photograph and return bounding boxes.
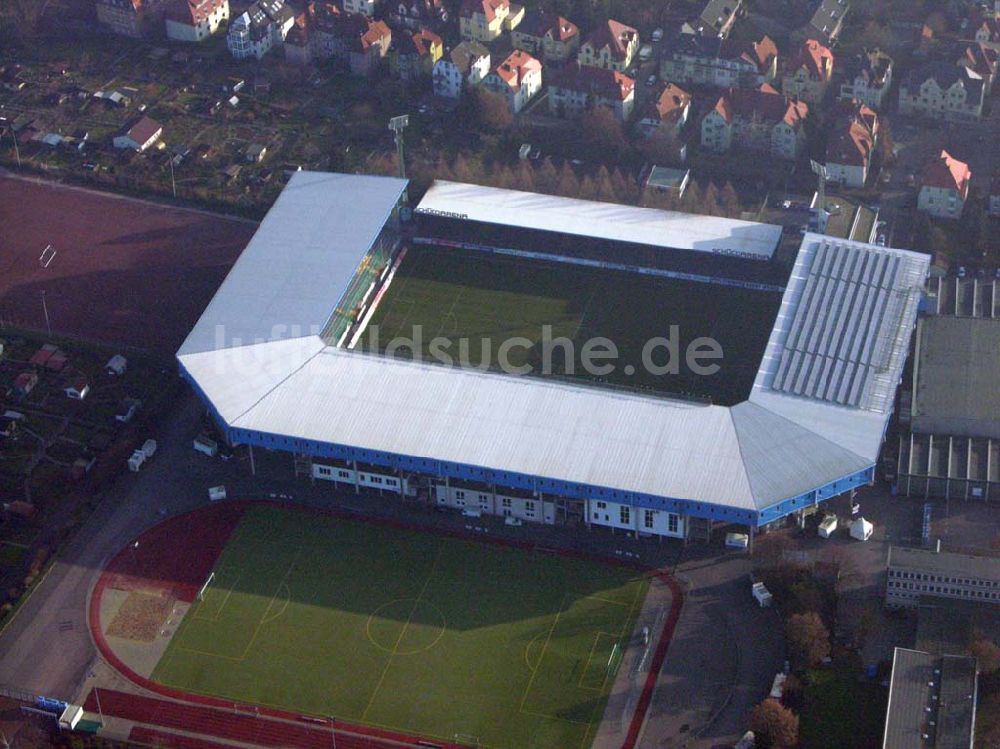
[518,594,566,712]
[577,631,619,691]
[361,543,445,722]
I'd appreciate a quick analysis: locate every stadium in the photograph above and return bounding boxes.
[179,171,930,543]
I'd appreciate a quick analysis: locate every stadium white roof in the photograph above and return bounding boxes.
[179,172,929,519]
[179,171,408,357]
[416,181,783,260]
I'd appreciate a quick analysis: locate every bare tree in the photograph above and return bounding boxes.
[786,611,831,668]
[750,699,799,749]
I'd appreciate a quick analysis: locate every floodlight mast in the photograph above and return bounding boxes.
[388,115,409,180]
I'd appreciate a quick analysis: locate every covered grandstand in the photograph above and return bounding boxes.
[179,172,930,541]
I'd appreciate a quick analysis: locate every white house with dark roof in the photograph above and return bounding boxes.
[578,19,638,73]
[660,32,778,90]
[432,40,489,98]
[918,150,971,219]
[112,116,163,152]
[165,0,229,41]
[825,100,878,188]
[226,0,295,59]
[839,48,892,110]
[899,62,985,121]
[701,84,809,159]
[548,62,634,121]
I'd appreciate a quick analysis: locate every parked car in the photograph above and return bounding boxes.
[651,27,663,42]
[646,74,657,87]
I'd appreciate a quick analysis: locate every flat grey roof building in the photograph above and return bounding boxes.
[884,647,977,749]
[911,316,1000,440]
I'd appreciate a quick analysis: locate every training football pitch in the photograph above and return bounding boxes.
[152,507,650,749]
[358,244,782,405]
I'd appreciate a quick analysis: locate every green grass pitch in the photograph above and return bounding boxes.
[358,244,782,405]
[152,507,649,749]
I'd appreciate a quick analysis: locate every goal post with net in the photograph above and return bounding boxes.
[196,572,216,602]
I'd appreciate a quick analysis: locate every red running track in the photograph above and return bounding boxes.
[91,690,457,749]
[129,726,239,749]
[100,503,245,603]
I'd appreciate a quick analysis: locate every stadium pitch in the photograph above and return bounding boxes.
[151,506,649,749]
[358,244,782,404]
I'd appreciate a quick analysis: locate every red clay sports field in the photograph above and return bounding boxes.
[0,175,255,356]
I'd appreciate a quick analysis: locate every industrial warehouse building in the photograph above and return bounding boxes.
[178,171,929,541]
[896,312,1000,501]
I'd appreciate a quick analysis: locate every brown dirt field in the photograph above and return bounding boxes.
[107,590,173,642]
[0,175,256,357]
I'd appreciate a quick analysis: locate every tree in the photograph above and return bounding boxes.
[786,611,830,668]
[702,181,721,216]
[749,699,799,749]
[679,179,702,212]
[554,161,580,197]
[535,157,560,193]
[638,130,684,166]
[474,88,514,132]
[513,159,537,192]
[971,634,1000,675]
[594,165,617,203]
[578,175,598,200]
[577,107,627,162]
[720,182,741,218]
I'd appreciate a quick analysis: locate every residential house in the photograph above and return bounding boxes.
[825,99,878,188]
[388,0,446,32]
[165,0,229,41]
[96,0,163,37]
[112,116,163,152]
[989,174,1000,216]
[459,0,523,43]
[899,62,985,121]
[972,15,1000,44]
[918,150,971,219]
[797,0,848,45]
[432,41,490,98]
[391,28,443,80]
[958,43,999,96]
[690,0,742,38]
[637,83,692,138]
[701,83,809,160]
[578,19,638,73]
[246,143,268,162]
[284,4,391,75]
[13,373,38,399]
[839,48,892,110]
[342,0,375,17]
[781,38,834,105]
[659,32,777,90]
[511,11,579,63]
[482,49,542,113]
[64,375,90,401]
[226,0,295,59]
[547,62,635,122]
[336,14,392,75]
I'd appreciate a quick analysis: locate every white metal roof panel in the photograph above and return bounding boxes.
[416,180,782,259]
[178,172,407,357]
[233,348,758,508]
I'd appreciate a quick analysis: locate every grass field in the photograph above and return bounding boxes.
[151,507,649,749]
[358,244,781,404]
